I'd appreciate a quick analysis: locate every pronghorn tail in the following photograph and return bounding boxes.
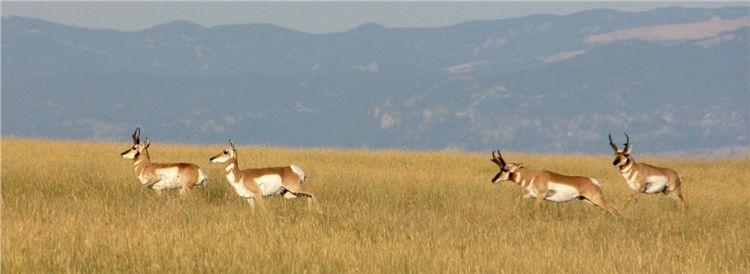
[195,168,208,188]
[290,164,306,183]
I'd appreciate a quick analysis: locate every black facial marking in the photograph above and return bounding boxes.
[491,173,502,183]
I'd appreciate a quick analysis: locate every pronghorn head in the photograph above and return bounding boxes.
[490,150,522,184]
[209,139,237,164]
[121,128,151,159]
[608,133,633,167]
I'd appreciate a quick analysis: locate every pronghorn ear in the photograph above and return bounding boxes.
[143,138,151,148]
[228,139,236,151]
[624,143,633,155]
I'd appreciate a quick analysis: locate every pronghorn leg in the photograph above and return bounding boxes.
[623,188,641,210]
[585,195,622,217]
[666,183,687,209]
[142,177,161,189]
[253,194,271,215]
[283,185,321,213]
[532,191,545,211]
[676,190,687,209]
[246,198,256,214]
[179,184,192,196]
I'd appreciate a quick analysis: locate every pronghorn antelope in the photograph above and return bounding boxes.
[609,133,685,209]
[209,139,320,214]
[120,128,207,195]
[490,150,622,216]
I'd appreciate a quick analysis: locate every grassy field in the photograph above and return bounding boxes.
[2,138,749,273]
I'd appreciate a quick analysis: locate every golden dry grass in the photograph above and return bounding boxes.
[2,138,749,273]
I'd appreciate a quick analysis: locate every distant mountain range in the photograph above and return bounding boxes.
[2,7,749,154]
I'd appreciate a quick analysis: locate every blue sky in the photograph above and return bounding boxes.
[2,1,746,34]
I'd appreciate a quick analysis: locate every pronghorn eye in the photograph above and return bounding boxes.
[223,150,228,155]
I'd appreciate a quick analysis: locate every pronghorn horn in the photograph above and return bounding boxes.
[492,150,506,167]
[623,133,632,154]
[624,132,630,147]
[608,133,618,152]
[497,150,507,167]
[132,127,141,144]
[491,151,501,166]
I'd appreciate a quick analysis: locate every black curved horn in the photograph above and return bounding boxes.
[132,127,141,144]
[608,133,618,151]
[624,132,630,147]
[496,150,507,167]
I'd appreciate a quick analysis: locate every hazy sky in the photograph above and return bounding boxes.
[2,1,747,34]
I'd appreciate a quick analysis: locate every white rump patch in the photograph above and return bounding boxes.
[545,183,580,202]
[290,164,305,183]
[195,168,207,187]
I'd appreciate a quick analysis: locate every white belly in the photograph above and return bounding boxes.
[142,167,183,190]
[644,176,668,194]
[254,175,285,196]
[544,183,580,202]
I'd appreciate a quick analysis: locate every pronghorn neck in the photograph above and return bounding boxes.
[135,149,151,162]
[619,157,635,173]
[510,167,531,186]
[224,158,241,181]
[133,150,151,174]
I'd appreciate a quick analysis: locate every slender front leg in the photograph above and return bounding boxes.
[623,188,642,210]
[253,193,271,216]
[142,177,161,189]
[246,198,256,214]
[532,190,546,211]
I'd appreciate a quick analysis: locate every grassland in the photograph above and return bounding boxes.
[2,138,749,273]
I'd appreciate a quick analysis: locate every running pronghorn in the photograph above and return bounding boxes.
[209,139,320,214]
[609,133,686,209]
[490,150,622,216]
[120,128,207,195]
